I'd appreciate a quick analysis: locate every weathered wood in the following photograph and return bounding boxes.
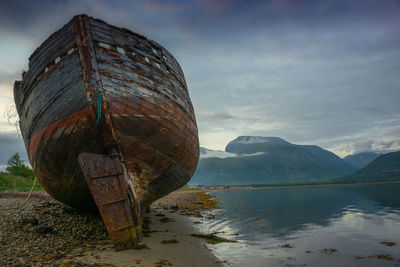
[20,53,86,143]
[88,18,188,91]
[14,14,199,250]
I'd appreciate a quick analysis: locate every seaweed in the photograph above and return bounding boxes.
[320,248,338,254]
[190,233,238,244]
[368,254,394,261]
[380,241,396,247]
[280,244,295,248]
[161,239,179,244]
[160,217,176,223]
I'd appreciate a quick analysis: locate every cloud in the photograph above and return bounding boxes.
[0,0,399,156]
[0,71,20,84]
[351,139,400,154]
[0,132,28,166]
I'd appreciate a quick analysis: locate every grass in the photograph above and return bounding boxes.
[0,173,42,191]
[179,186,201,191]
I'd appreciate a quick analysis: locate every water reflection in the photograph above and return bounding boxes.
[197,183,400,266]
[208,183,400,239]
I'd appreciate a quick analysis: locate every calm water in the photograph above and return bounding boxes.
[193,183,400,267]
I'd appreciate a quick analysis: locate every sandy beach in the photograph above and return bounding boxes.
[0,190,223,266]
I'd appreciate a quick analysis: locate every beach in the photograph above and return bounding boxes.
[0,190,223,266]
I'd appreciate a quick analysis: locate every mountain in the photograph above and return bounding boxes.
[225,136,290,154]
[343,152,382,169]
[190,136,356,185]
[226,136,355,174]
[300,145,356,174]
[332,151,400,183]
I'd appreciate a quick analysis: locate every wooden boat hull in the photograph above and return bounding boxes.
[14,15,199,248]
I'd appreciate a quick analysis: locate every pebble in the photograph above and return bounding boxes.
[21,218,38,226]
[0,195,108,266]
[0,189,217,266]
[35,225,52,234]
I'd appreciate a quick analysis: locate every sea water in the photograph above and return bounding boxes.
[194,183,400,266]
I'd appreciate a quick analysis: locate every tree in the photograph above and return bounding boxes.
[6,153,35,180]
[7,153,24,168]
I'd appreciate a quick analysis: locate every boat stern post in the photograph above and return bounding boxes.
[78,152,142,250]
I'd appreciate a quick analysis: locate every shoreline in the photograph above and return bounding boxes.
[0,190,223,266]
[191,180,400,192]
[1,180,399,194]
[2,181,398,265]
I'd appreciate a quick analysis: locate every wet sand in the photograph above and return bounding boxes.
[75,210,222,267]
[0,190,223,266]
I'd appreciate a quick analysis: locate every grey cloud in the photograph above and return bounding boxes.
[352,139,400,154]
[376,140,400,150]
[0,0,74,35]
[353,140,374,153]
[0,70,20,84]
[0,132,28,165]
[0,0,399,156]
[196,111,237,132]
[197,111,236,122]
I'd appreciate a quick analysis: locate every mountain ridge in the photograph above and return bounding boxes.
[191,136,356,185]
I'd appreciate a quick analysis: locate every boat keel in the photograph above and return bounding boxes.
[78,152,140,251]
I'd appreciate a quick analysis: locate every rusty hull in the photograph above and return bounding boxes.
[14,15,199,249]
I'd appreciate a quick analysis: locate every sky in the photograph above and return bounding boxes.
[0,0,399,166]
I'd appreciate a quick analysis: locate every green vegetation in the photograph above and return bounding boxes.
[0,153,41,190]
[179,186,201,191]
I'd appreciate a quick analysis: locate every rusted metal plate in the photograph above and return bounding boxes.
[78,152,139,250]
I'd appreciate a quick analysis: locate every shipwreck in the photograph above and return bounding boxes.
[13,14,199,250]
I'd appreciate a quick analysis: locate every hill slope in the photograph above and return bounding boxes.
[333,151,400,183]
[343,152,381,169]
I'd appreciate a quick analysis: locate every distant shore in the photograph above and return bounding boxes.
[0,190,223,266]
[190,180,400,192]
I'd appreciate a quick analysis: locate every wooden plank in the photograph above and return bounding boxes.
[22,23,76,94]
[18,53,87,142]
[94,47,193,114]
[88,17,188,89]
[95,49,190,99]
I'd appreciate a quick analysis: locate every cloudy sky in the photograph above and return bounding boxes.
[0,0,399,166]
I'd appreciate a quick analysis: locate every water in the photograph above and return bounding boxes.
[193,183,400,266]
